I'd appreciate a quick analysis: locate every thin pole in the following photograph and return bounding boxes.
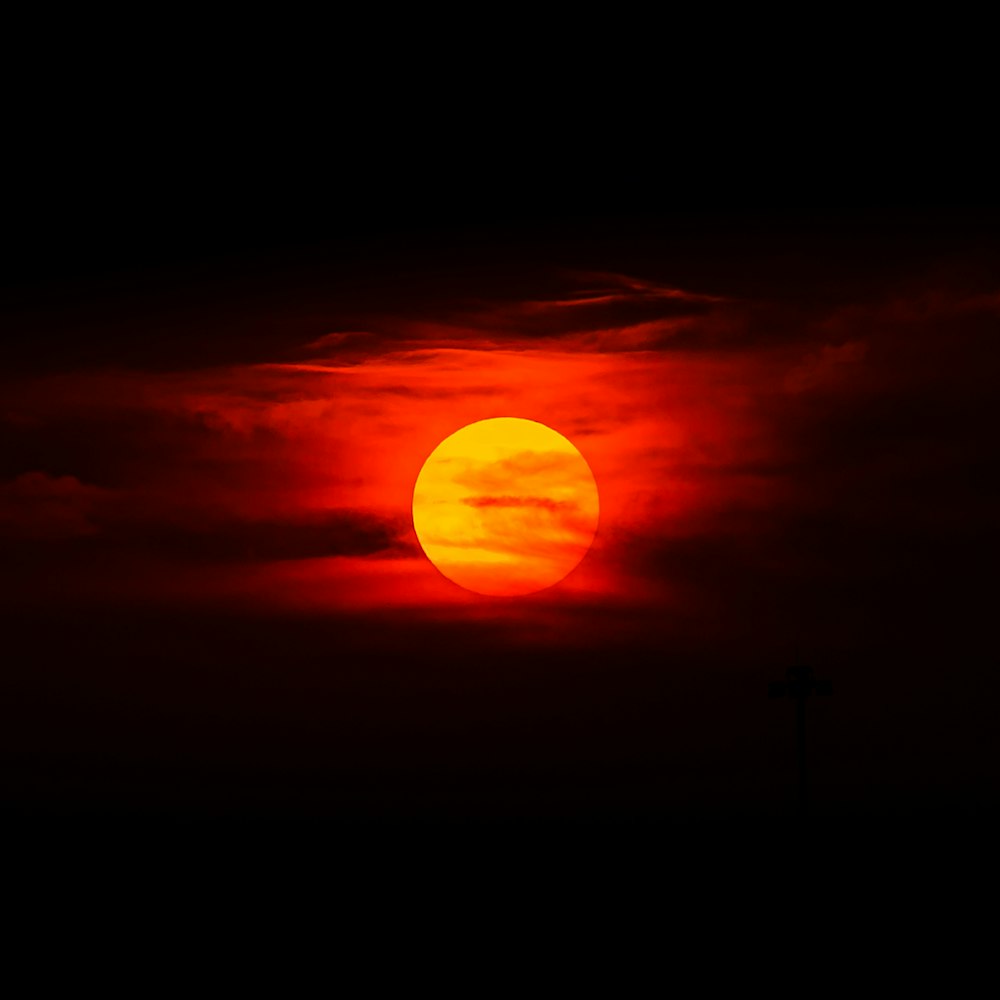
[796,691,808,819]
[769,663,831,820]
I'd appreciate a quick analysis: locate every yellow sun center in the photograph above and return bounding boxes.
[412,417,599,596]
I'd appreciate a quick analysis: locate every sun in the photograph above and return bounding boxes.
[412,417,599,596]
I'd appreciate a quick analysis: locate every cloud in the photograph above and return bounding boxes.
[302,331,377,352]
[112,509,417,564]
[0,471,109,540]
[453,451,589,493]
[286,270,738,359]
[462,495,579,512]
[785,340,869,393]
[3,261,996,625]
[0,484,415,565]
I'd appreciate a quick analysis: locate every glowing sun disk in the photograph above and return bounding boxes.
[412,417,599,596]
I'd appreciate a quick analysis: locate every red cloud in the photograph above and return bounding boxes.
[462,495,579,512]
[0,472,108,540]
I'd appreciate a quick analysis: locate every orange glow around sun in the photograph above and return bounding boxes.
[412,418,600,596]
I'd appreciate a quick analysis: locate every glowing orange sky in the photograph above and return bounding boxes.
[1,268,996,634]
[0,332,775,610]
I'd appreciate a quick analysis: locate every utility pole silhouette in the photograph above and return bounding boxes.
[769,664,832,818]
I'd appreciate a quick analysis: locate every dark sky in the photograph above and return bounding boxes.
[1,198,998,839]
